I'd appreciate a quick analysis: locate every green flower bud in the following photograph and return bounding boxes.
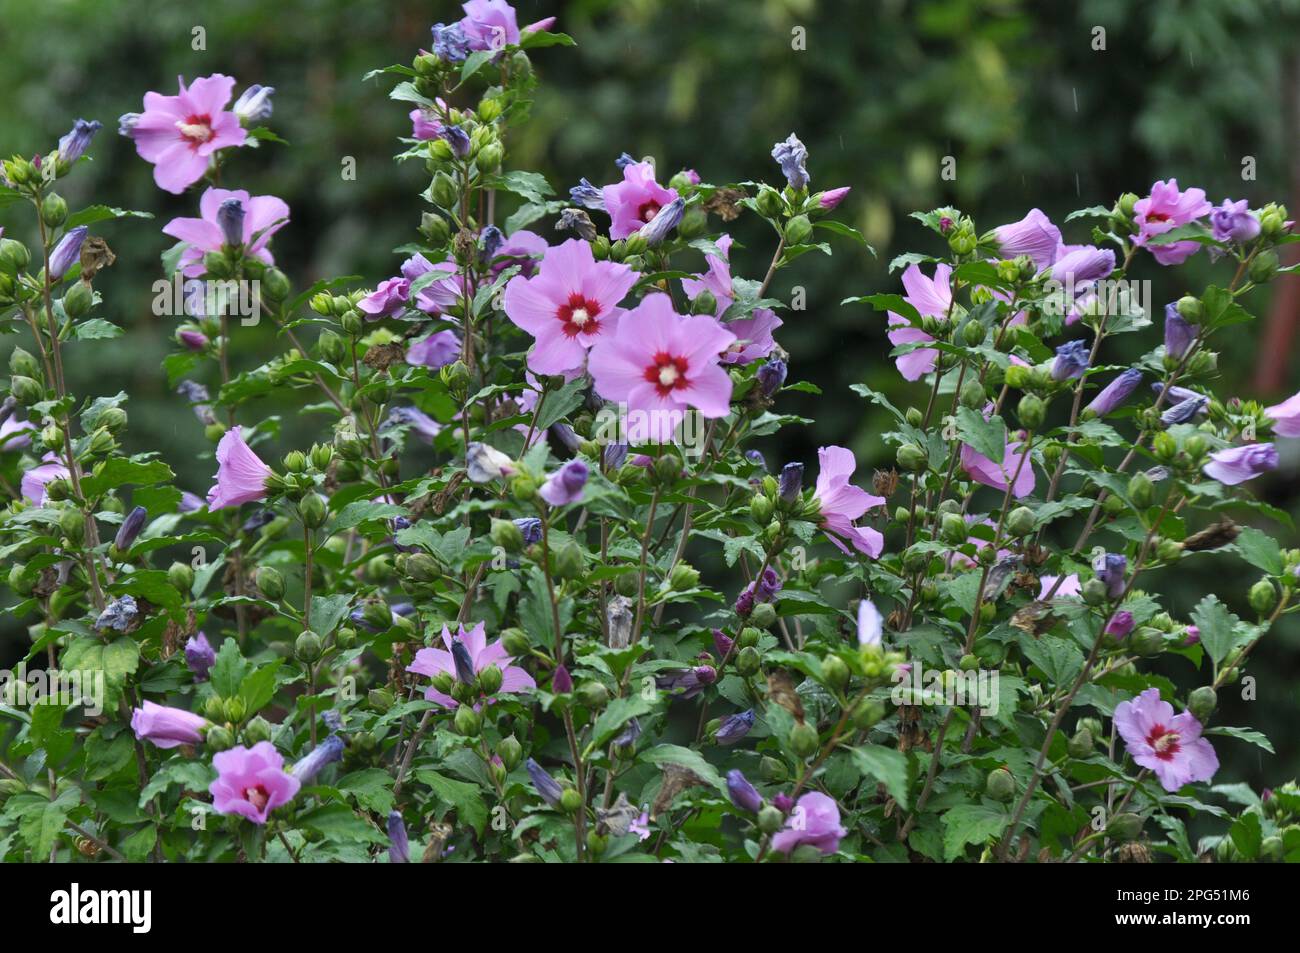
[1248,250,1279,284]
[490,518,525,553]
[454,703,482,737]
[298,492,328,529]
[167,561,195,593]
[501,627,530,657]
[1102,492,1126,517]
[1249,579,1277,615]
[11,375,44,405]
[283,450,308,473]
[497,734,523,770]
[478,664,504,695]
[1017,394,1046,431]
[1003,364,1030,389]
[905,407,924,428]
[262,268,290,301]
[41,193,68,228]
[1081,578,1109,606]
[1176,294,1203,323]
[1127,472,1154,509]
[430,172,459,210]
[1006,506,1035,537]
[985,767,1016,803]
[255,565,285,600]
[903,544,930,574]
[577,681,609,709]
[738,627,762,648]
[244,715,272,745]
[669,561,700,591]
[204,422,228,442]
[339,309,364,335]
[0,237,31,272]
[224,697,246,723]
[821,655,850,691]
[553,540,584,580]
[365,687,393,712]
[789,722,820,759]
[654,454,682,483]
[690,289,717,316]
[959,377,986,410]
[1187,686,1217,723]
[896,443,927,473]
[940,512,968,546]
[1107,812,1144,841]
[9,347,41,379]
[295,631,323,663]
[59,507,85,543]
[755,187,784,218]
[784,214,812,245]
[758,804,784,833]
[749,602,777,630]
[1130,627,1165,657]
[559,787,582,813]
[206,725,235,752]
[1068,726,1094,759]
[750,493,775,525]
[477,142,503,171]
[1117,192,1139,216]
[736,645,761,676]
[961,319,986,347]
[852,698,886,730]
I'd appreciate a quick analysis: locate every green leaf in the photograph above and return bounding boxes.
[414,769,488,836]
[310,593,353,637]
[1205,726,1274,754]
[79,457,175,497]
[1189,594,1238,667]
[12,789,79,859]
[327,500,405,534]
[138,760,215,807]
[1233,526,1284,574]
[337,768,396,814]
[955,406,1007,462]
[941,803,1010,860]
[297,803,387,844]
[639,744,724,793]
[589,696,654,748]
[58,636,139,708]
[849,744,911,808]
[1229,810,1262,860]
[239,660,284,714]
[65,205,153,228]
[73,318,123,340]
[210,638,251,699]
[520,29,576,49]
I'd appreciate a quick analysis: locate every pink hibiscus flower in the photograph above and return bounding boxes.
[719,309,782,365]
[771,792,847,855]
[124,74,249,194]
[503,238,636,375]
[587,293,735,444]
[1133,179,1212,266]
[682,234,735,316]
[886,263,951,382]
[812,445,886,557]
[162,187,289,278]
[209,742,301,824]
[206,427,273,511]
[130,700,208,749]
[1114,687,1218,792]
[602,161,679,240]
[407,621,536,708]
[960,437,1035,499]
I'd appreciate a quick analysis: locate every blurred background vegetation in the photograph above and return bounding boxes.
[3,0,1300,804]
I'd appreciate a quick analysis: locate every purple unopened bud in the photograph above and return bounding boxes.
[539,458,589,507]
[57,119,102,165]
[716,709,755,745]
[613,717,642,747]
[387,810,410,863]
[179,491,205,513]
[451,637,476,684]
[757,358,788,398]
[638,197,685,245]
[1104,610,1134,640]
[778,462,804,502]
[184,632,216,680]
[217,199,245,247]
[1051,339,1090,381]
[178,328,209,351]
[604,442,628,470]
[744,449,766,470]
[818,186,851,210]
[514,517,542,546]
[526,758,564,807]
[1084,368,1142,417]
[655,665,717,699]
[1163,303,1194,359]
[480,224,504,261]
[772,792,795,813]
[49,226,88,280]
[1092,552,1128,600]
[569,178,606,211]
[726,769,763,813]
[1160,394,1208,427]
[291,734,345,783]
[441,124,471,158]
[233,85,275,124]
[552,664,573,694]
[549,422,582,454]
[712,628,734,657]
[114,505,147,551]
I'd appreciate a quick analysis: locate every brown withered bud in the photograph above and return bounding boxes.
[651,763,709,819]
[766,669,805,722]
[1117,841,1152,863]
[555,208,597,242]
[421,822,454,863]
[872,468,900,498]
[453,227,478,264]
[1182,519,1240,552]
[79,237,116,282]
[703,187,745,222]
[362,342,407,372]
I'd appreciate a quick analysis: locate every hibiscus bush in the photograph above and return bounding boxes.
[2,2,1299,864]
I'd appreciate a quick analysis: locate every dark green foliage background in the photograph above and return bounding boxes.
[2,0,1299,793]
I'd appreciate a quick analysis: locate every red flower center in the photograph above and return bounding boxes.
[1145,211,1170,223]
[1145,724,1181,761]
[644,352,690,396]
[638,200,662,223]
[556,292,603,338]
[243,784,270,811]
[176,114,214,148]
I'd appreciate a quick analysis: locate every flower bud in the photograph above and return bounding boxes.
[789,722,820,759]
[490,517,525,553]
[756,358,787,398]
[1248,250,1279,284]
[206,725,235,752]
[559,787,583,813]
[283,450,307,473]
[553,539,584,580]
[502,627,530,657]
[497,735,523,770]
[757,804,784,833]
[1249,579,1277,615]
[940,512,968,546]
[1176,294,1203,323]
[299,492,328,529]
[750,493,774,524]
[1107,812,1144,841]
[1081,578,1108,606]
[896,443,927,473]
[113,505,147,552]
[478,664,503,695]
[736,645,761,675]
[1187,686,1217,723]
[1127,472,1154,509]
[1068,726,1094,759]
[1017,394,1046,430]
[244,715,272,745]
[821,655,850,691]
[430,172,458,210]
[783,214,812,245]
[985,767,1016,802]
[454,703,482,737]
[726,769,764,813]
[256,565,285,600]
[1006,506,1035,537]
[295,630,323,662]
[749,601,777,629]
[60,507,86,543]
[1129,627,1165,657]
[11,375,43,405]
[669,561,700,591]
